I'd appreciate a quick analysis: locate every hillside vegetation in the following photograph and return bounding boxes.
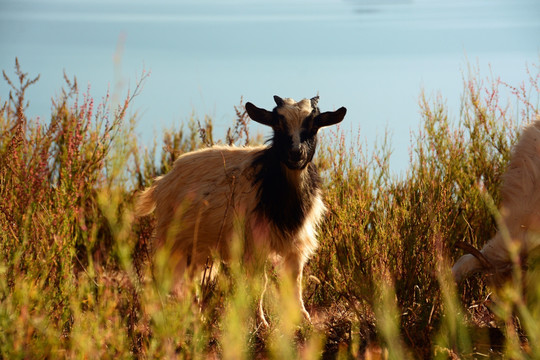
[1,59,539,359]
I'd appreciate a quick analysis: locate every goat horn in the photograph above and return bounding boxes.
[273,95,284,107]
[455,241,495,271]
[311,96,320,108]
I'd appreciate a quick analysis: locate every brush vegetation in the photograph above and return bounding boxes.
[1,58,540,359]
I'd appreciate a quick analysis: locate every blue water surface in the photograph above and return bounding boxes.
[1,0,539,173]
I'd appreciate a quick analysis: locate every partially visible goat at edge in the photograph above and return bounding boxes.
[453,118,540,284]
[136,95,346,326]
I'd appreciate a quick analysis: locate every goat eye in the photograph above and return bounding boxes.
[302,115,315,128]
[276,116,287,129]
[300,130,312,141]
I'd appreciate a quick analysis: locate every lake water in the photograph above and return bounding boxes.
[1,0,539,173]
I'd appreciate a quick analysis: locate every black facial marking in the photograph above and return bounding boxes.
[251,149,321,235]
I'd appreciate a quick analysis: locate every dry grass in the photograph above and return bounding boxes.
[1,58,539,359]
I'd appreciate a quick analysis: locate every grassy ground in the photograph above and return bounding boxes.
[1,58,539,359]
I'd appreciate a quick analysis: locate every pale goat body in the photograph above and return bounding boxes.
[453,119,540,282]
[136,95,346,325]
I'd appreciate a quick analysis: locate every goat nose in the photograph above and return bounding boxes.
[290,148,302,161]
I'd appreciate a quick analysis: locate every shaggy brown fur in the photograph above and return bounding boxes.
[136,145,324,269]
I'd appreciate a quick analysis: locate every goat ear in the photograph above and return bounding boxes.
[246,102,274,127]
[315,107,346,129]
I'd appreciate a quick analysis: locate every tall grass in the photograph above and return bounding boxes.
[1,58,539,359]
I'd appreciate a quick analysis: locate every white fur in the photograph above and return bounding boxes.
[453,118,540,282]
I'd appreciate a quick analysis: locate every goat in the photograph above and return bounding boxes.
[452,118,540,284]
[136,95,346,325]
